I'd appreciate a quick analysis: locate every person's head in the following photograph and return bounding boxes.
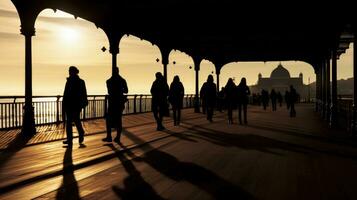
[290,85,294,90]
[155,72,163,80]
[69,66,79,76]
[173,75,180,82]
[240,77,247,86]
[207,75,214,83]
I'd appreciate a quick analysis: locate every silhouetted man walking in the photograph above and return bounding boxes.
[151,72,169,130]
[62,66,88,145]
[237,77,250,125]
[103,67,128,143]
[201,75,216,122]
[168,75,184,126]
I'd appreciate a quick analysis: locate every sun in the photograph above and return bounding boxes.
[59,27,79,42]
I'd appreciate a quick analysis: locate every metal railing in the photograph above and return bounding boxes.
[0,94,195,130]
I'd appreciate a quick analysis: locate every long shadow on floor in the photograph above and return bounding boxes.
[55,146,81,200]
[123,129,255,200]
[182,122,357,160]
[106,144,165,200]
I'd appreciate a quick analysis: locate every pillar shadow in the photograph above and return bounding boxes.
[55,146,81,200]
[122,130,255,200]
[105,144,165,200]
[0,133,33,171]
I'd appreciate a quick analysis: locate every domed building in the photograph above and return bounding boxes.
[250,63,308,100]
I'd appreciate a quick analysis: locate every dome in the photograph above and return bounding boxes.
[270,63,290,78]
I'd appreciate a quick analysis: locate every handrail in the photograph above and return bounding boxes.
[0,94,195,130]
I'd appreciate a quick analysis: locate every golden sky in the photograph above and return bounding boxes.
[0,1,354,95]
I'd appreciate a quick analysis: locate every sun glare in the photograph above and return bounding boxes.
[59,27,79,42]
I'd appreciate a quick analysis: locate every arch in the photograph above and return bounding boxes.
[199,60,216,90]
[0,1,23,95]
[32,8,110,95]
[167,50,195,94]
[118,35,162,94]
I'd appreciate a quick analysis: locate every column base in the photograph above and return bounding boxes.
[194,96,200,113]
[21,106,36,135]
[329,105,338,128]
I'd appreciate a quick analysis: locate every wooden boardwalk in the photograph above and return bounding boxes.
[1,104,357,200]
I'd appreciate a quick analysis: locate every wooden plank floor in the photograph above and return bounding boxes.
[1,104,357,200]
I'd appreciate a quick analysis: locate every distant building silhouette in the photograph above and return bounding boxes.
[250,63,308,101]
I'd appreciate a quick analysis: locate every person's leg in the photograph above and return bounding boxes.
[243,104,248,124]
[177,108,181,125]
[173,107,177,125]
[65,111,73,144]
[114,112,123,143]
[158,105,165,129]
[238,104,242,124]
[73,111,85,144]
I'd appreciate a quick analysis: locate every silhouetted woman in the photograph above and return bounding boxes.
[201,75,217,122]
[237,78,250,125]
[169,76,185,126]
[224,78,236,124]
[151,72,169,130]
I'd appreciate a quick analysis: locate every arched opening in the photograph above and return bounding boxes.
[199,60,216,90]
[33,9,110,95]
[118,35,162,94]
[0,1,23,95]
[167,50,195,94]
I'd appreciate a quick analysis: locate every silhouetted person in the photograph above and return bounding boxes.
[151,72,169,130]
[224,78,236,124]
[201,75,217,122]
[285,90,290,110]
[168,75,184,126]
[270,89,277,111]
[62,66,87,145]
[289,85,297,117]
[217,87,225,112]
[277,91,283,107]
[261,89,269,110]
[103,66,128,143]
[200,84,207,114]
[237,78,250,125]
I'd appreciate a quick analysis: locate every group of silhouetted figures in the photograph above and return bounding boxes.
[201,76,251,125]
[61,66,185,145]
[251,86,299,117]
[61,66,298,146]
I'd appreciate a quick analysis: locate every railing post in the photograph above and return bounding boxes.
[56,95,60,125]
[134,95,137,114]
[93,96,96,118]
[139,95,143,113]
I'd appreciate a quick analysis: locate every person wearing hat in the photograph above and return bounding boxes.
[62,66,88,145]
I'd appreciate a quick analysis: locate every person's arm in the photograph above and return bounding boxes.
[123,79,128,94]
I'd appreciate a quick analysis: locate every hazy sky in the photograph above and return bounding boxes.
[0,1,354,95]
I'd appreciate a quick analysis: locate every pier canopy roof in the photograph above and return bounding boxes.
[12,0,355,69]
